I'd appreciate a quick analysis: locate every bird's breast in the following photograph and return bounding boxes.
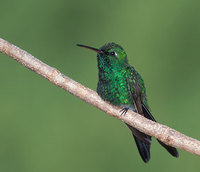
[97,70,132,106]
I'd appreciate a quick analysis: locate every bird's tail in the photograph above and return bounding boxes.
[141,104,179,158]
[126,124,151,163]
[157,140,179,157]
[133,135,150,163]
[126,104,179,163]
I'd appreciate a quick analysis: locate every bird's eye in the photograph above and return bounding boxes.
[110,51,117,56]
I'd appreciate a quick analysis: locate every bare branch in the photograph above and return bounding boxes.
[0,38,200,156]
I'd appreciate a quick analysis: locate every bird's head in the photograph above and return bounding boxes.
[77,42,128,64]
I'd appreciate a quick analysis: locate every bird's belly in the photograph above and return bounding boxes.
[97,81,132,107]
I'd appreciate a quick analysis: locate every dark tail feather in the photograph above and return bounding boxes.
[133,135,151,163]
[126,123,151,163]
[126,124,152,144]
[157,140,179,157]
[142,104,179,158]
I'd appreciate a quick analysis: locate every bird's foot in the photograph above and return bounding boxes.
[120,107,129,116]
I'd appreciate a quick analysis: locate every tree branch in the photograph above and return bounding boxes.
[0,38,200,156]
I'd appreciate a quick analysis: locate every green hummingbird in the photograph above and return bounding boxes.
[77,43,179,163]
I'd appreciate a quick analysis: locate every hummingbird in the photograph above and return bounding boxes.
[77,43,179,163]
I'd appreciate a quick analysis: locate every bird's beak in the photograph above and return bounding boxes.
[77,44,104,54]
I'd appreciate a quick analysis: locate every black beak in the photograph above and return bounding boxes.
[77,44,104,54]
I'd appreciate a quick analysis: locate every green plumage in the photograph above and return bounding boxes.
[97,51,148,109]
[77,42,179,163]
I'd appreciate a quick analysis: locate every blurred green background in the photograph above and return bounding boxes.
[0,0,200,171]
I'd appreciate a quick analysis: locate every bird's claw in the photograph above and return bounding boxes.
[120,107,129,116]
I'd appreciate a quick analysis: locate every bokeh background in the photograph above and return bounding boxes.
[0,0,200,171]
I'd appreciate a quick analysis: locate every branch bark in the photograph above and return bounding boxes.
[0,38,200,156]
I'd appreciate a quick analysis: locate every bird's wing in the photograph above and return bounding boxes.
[126,75,151,162]
[126,67,146,116]
[125,68,152,162]
[125,76,152,144]
[132,70,179,158]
